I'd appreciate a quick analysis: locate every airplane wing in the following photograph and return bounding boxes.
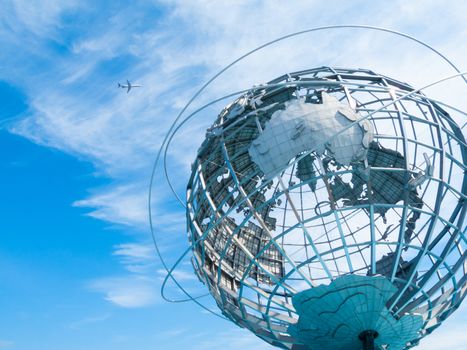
[127,85,131,93]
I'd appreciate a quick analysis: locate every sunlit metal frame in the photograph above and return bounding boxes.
[147,26,467,350]
[185,67,466,349]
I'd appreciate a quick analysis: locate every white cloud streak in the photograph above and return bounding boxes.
[88,275,158,308]
[68,313,112,330]
[74,185,148,227]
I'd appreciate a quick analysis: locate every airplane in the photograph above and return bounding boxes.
[118,80,141,93]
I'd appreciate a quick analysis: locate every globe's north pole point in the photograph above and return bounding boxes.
[185,67,466,349]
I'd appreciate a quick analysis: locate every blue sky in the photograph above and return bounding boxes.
[0,1,466,349]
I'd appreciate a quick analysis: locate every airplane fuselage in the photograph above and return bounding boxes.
[118,80,141,93]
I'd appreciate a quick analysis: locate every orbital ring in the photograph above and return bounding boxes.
[149,25,466,314]
[157,71,467,310]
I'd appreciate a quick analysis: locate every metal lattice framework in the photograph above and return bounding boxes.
[185,67,466,349]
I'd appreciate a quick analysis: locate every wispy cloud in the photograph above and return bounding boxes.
[157,268,197,282]
[88,240,161,308]
[113,242,157,274]
[73,185,148,228]
[68,313,112,330]
[154,328,188,339]
[88,275,158,308]
[113,243,155,262]
[1,0,81,38]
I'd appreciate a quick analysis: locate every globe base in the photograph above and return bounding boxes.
[359,330,379,350]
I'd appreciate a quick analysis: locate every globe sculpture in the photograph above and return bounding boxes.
[185,67,466,350]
